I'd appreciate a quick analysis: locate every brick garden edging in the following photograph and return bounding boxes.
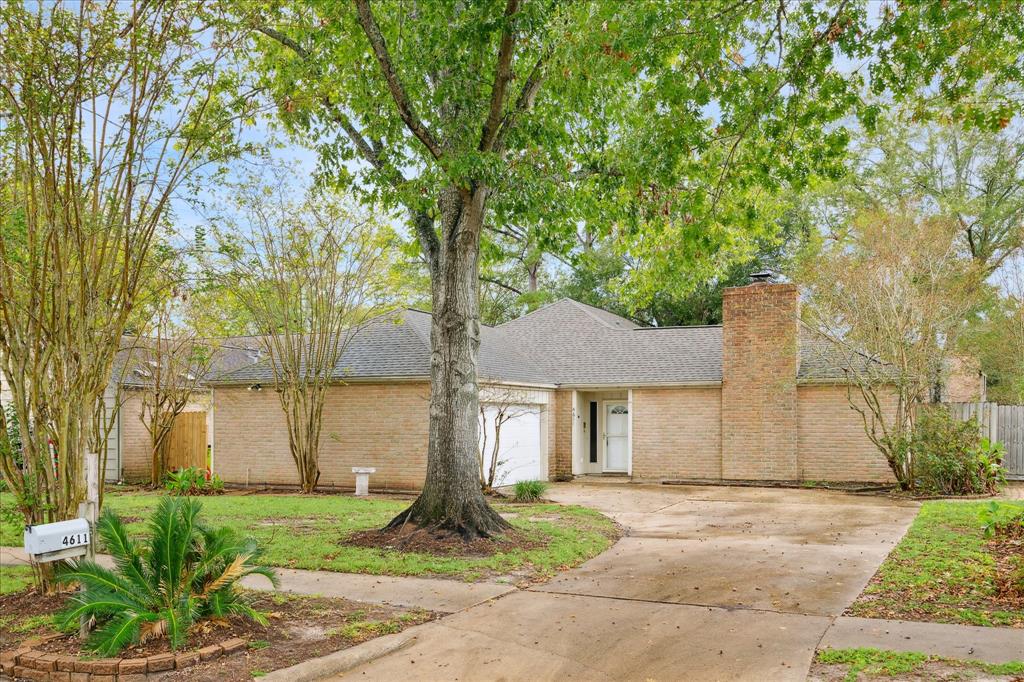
[0,634,248,681]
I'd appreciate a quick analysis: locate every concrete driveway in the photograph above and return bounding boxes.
[337,482,919,681]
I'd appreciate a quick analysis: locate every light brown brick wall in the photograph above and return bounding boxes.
[213,382,430,490]
[632,387,722,480]
[796,384,896,483]
[721,283,799,480]
[943,356,985,402]
[549,390,573,480]
[119,393,151,481]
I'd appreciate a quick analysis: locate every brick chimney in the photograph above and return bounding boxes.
[721,276,799,480]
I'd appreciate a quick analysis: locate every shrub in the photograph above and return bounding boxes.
[912,408,1005,495]
[165,467,224,496]
[59,497,277,655]
[512,480,548,502]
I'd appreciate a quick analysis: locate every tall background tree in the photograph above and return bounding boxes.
[796,208,987,488]
[0,0,247,577]
[214,175,396,493]
[247,0,1024,537]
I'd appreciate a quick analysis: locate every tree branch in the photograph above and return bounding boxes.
[481,274,523,295]
[354,0,445,161]
[410,209,440,275]
[255,24,404,186]
[493,50,549,153]
[479,0,520,152]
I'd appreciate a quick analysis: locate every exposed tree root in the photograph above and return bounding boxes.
[385,492,511,541]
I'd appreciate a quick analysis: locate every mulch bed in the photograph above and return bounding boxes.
[1,587,434,681]
[345,523,543,557]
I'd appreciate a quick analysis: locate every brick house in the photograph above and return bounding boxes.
[205,278,898,491]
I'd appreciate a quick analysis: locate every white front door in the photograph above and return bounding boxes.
[604,401,629,472]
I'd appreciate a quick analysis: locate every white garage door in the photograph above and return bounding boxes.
[479,405,542,486]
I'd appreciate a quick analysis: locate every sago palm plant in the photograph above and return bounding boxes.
[59,496,277,655]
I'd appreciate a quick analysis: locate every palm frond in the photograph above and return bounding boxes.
[200,554,249,596]
[58,592,144,629]
[219,600,269,627]
[96,509,154,599]
[86,611,152,657]
[58,561,148,603]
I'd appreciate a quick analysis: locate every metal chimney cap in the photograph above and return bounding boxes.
[749,271,775,284]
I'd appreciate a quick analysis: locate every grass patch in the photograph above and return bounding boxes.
[0,564,35,595]
[0,492,617,582]
[816,648,1024,681]
[848,500,1024,626]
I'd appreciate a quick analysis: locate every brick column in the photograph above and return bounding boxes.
[548,390,574,480]
[721,282,799,480]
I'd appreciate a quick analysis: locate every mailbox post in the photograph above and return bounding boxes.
[22,451,99,639]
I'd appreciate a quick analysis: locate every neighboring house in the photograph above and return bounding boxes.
[104,338,265,482]
[941,355,987,403]
[207,279,900,491]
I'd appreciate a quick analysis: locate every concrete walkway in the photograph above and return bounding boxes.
[0,547,512,614]
[821,616,1024,664]
[328,482,1007,681]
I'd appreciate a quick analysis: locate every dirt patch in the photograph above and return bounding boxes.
[344,523,543,557]
[0,588,68,649]
[1,588,434,681]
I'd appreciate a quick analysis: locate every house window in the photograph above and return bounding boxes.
[610,405,628,414]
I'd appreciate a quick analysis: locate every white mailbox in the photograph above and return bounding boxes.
[24,518,91,563]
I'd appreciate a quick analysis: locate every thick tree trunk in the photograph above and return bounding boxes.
[388,188,510,539]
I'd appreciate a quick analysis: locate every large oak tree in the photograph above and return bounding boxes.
[248,1,1022,537]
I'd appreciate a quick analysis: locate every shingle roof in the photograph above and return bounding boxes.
[207,309,554,386]
[797,326,898,381]
[112,336,265,388]
[497,300,723,385]
[201,299,883,388]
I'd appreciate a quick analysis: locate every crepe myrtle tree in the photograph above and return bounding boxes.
[0,0,251,576]
[135,290,217,487]
[478,386,533,492]
[247,1,1024,538]
[214,174,395,493]
[797,208,986,489]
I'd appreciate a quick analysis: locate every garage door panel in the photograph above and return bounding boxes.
[480,406,542,486]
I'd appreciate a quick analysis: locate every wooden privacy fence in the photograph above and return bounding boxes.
[947,402,1024,480]
[163,411,208,472]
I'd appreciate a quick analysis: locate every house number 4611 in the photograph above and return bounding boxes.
[61,533,89,547]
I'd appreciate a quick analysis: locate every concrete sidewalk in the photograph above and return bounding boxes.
[0,546,512,614]
[821,616,1024,664]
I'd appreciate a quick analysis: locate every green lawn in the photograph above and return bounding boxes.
[0,564,35,595]
[0,491,617,582]
[815,648,1024,682]
[849,500,1024,627]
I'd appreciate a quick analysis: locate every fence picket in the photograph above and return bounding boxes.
[947,402,1024,480]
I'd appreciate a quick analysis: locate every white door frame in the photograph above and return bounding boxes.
[600,399,630,472]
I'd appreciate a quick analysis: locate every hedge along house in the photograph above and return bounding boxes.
[206,277,901,491]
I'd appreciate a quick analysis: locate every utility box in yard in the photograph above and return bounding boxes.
[23,518,91,563]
